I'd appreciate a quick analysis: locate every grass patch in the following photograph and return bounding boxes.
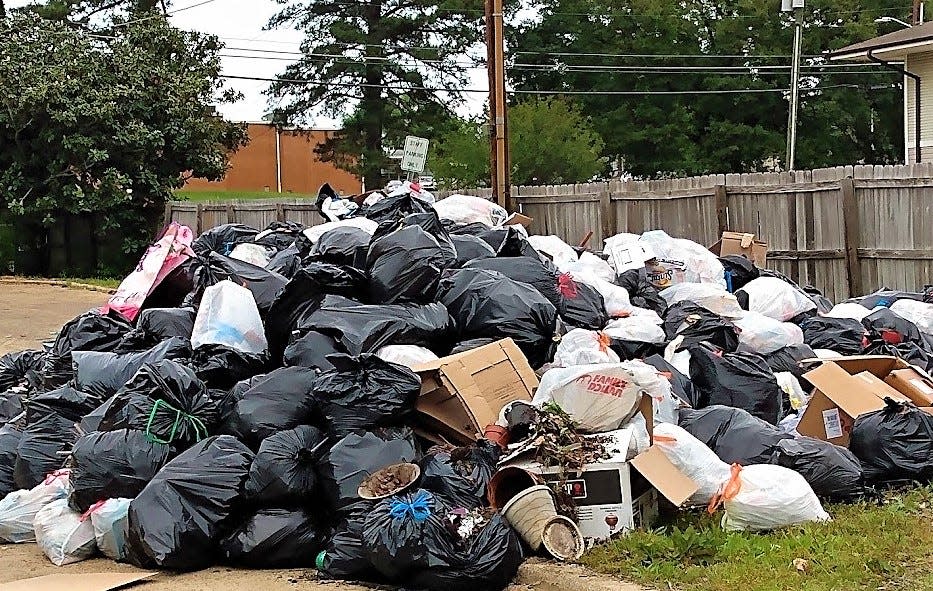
[174,190,316,202]
[582,485,933,591]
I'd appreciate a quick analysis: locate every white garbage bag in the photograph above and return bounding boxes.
[738,277,816,321]
[717,464,830,532]
[191,280,268,354]
[561,268,632,318]
[375,345,439,368]
[660,283,743,318]
[814,348,844,359]
[558,251,616,284]
[89,498,131,561]
[891,299,933,335]
[733,311,804,354]
[302,218,379,244]
[639,230,727,289]
[779,406,805,435]
[34,498,97,566]
[775,372,809,411]
[824,302,873,321]
[603,313,666,344]
[0,469,70,543]
[553,329,620,367]
[528,235,579,268]
[653,423,731,506]
[532,361,670,432]
[229,243,272,267]
[433,194,508,227]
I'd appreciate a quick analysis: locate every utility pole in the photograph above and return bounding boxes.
[913,0,923,24]
[783,0,804,171]
[485,0,510,209]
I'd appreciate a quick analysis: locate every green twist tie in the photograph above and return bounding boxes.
[145,398,209,444]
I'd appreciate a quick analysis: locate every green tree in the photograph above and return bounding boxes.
[266,0,483,188]
[0,12,247,272]
[432,98,605,188]
[26,0,167,22]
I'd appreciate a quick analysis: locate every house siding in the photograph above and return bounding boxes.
[905,51,933,162]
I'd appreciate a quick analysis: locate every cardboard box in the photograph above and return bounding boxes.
[709,231,768,267]
[413,338,538,444]
[797,356,915,446]
[505,212,534,228]
[885,368,933,406]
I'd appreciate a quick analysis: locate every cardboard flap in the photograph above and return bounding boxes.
[412,338,514,373]
[819,355,901,378]
[505,212,533,227]
[740,233,754,248]
[0,573,156,591]
[630,446,699,507]
[803,362,890,417]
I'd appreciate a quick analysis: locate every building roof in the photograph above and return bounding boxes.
[831,21,933,61]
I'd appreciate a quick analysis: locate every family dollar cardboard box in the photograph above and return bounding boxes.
[709,231,769,267]
[412,338,538,445]
[502,396,698,542]
[797,356,915,446]
[885,367,933,406]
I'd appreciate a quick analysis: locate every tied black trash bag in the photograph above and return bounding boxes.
[438,268,560,368]
[125,435,254,570]
[478,226,539,258]
[765,344,817,384]
[689,344,782,424]
[849,398,933,484]
[117,307,196,351]
[804,286,834,315]
[283,330,342,371]
[363,489,451,582]
[610,339,665,362]
[862,308,927,346]
[192,223,259,257]
[298,295,452,357]
[99,360,217,449]
[720,255,759,292]
[254,221,306,251]
[42,312,132,389]
[310,226,371,268]
[245,425,327,507]
[864,340,933,373]
[317,500,378,581]
[616,268,667,315]
[679,405,792,465]
[317,427,419,511]
[663,302,739,352]
[799,316,866,355]
[191,344,268,391]
[265,245,302,278]
[450,338,498,354]
[221,366,319,450]
[450,234,496,266]
[366,212,457,304]
[0,423,23,498]
[69,428,172,513]
[644,354,701,407]
[0,390,24,424]
[312,354,420,438]
[361,192,432,224]
[464,257,562,308]
[73,337,192,399]
[557,274,609,330]
[419,440,500,509]
[220,508,324,568]
[186,252,288,317]
[0,350,44,391]
[769,437,864,500]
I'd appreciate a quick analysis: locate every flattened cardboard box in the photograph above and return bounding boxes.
[0,573,155,591]
[413,338,538,444]
[709,231,768,267]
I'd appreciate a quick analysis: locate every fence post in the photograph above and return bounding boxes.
[714,184,728,235]
[195,203,203,236]
[226,203,236,223]
[599,189,615,247]
[840,177,861,298]
[162,202,173,228]
[275,202,286,222]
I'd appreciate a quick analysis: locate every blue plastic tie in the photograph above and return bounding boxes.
[724,270,734,293]
[389,490,432,523]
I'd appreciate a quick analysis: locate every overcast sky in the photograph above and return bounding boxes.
[8,0,488,127]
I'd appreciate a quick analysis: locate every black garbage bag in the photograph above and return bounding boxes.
[310,226,371,267]
[678,405,792,465]
[245,425,327,507]
[645,354,701,407]
[213,373,267,429]
[720,255,759,292]
[419,440,500,509]
[191,344,268,391]
[610,339,665,362]
[42,312,132,389]
[0,389,24,424]
[798,316,867,355]
[265,245,303,278]
[283,330,342,371]
[558,275,609,330]
[69,428,172,512]
[0,350,45,391]
[312,354,420,438]
[99,360,217,449]
[220,508,324,568]
[139,261,196,311]
[849,398,933,484]
[317,500,379,581]
[862,308,926,346]
[363,489,452,582]
[864,340,933,373]
[117,307,196,351]
[769,436,864,500]
[478,226,539,258]
[254,221,306,251]
[409,513,523,591]
[438,268,560,368]
[125,435,254,570]
[689,344,782,424]
[73,337,192,398]
[186,252,288,317]
[0,422,23,498]
[366,213,457,304]
[221,366,319,449]
[192,223,259,257]
[361,192,432,224]
[317,427,419,511]
[854,288,925,309]
[765,344,817,384]
[465,257,562,308]
[616,268,667,315]
[298,295,453,356]
[663,302,739,352]
[450,234,496,267]
[447,221,489,237]
[450,338,499,354]
[804,286,834,315]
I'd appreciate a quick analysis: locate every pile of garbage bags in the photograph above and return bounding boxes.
[1,181,933,584]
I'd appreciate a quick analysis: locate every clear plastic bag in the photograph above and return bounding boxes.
[661,283,742,318]
[528,235,578,268]
[191,280,268,354]
[653,423,731,506]
[229,243,273,267]
[89,497,132,561]
[733,311,804,354]
[738,277,816,321]
[604,313,666,344]
[639,230,727,289]
[433,194,508,227]
[775,371,809,410]
[824,302,873,321]
[716,464,830,532]
[891,299,933,335]
[34,498,97,566]
[0,469,70,543]
[558,252,616,283]
[553,329,620,367]
[375,345,439,368]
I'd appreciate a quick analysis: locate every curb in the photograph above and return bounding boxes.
[0,276,116,294]
[514,560,649,591]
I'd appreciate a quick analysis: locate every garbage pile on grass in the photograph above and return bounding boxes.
[1,181,933,586]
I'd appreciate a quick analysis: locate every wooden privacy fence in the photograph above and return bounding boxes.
[166,163,933,302]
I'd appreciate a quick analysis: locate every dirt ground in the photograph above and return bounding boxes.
[0,282,107,355]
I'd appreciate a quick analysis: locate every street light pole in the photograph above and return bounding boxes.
[485,0,510,209]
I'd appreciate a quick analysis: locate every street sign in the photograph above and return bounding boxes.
[400,135,430,173]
